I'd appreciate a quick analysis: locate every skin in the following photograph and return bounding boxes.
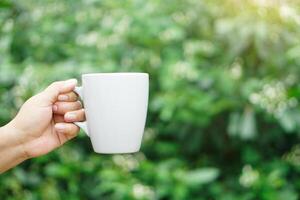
[0,79,85,173]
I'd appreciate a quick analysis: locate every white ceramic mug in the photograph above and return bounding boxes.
[73,73,149,154]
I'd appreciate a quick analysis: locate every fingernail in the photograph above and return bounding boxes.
[55,123,65,132]
[65,113,77,121]
[64,79,77,88]
[58,95,68,101]
[52,105,58,112]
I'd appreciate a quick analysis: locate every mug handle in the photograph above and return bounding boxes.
[73,86,90,137]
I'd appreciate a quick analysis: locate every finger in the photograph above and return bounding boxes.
[53,114,65,123]
[42,79,77,103]
[64,109,85,123]
[52,101,82,115]
[54,123,80,144]
[57,92,78,102]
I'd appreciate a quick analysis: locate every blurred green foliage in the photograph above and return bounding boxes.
[1,0,300,199]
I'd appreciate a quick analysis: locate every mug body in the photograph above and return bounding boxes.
[81,73,149,153]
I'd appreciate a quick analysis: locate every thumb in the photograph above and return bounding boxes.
[41,79,78,104]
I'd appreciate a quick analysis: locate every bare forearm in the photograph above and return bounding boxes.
[0,123,28,173]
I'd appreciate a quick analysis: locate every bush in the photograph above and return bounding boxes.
[0,0,300,199]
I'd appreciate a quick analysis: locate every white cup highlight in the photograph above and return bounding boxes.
[73,73,149,154]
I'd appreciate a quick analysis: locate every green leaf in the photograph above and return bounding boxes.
[0,1,12,9]
[182,168,220,186]
[239,107,257,140]
[228,112,240,137]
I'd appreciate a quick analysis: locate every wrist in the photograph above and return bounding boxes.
[0,124,29,173]
[2,122,30,161]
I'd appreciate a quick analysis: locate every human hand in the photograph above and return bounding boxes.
[7,79,85,159]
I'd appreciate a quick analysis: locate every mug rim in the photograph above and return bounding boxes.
[82,72,148,77]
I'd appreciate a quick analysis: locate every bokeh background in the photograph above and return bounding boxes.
[1,0,300,199]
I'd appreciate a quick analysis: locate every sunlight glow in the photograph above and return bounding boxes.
[253,0,278,7]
